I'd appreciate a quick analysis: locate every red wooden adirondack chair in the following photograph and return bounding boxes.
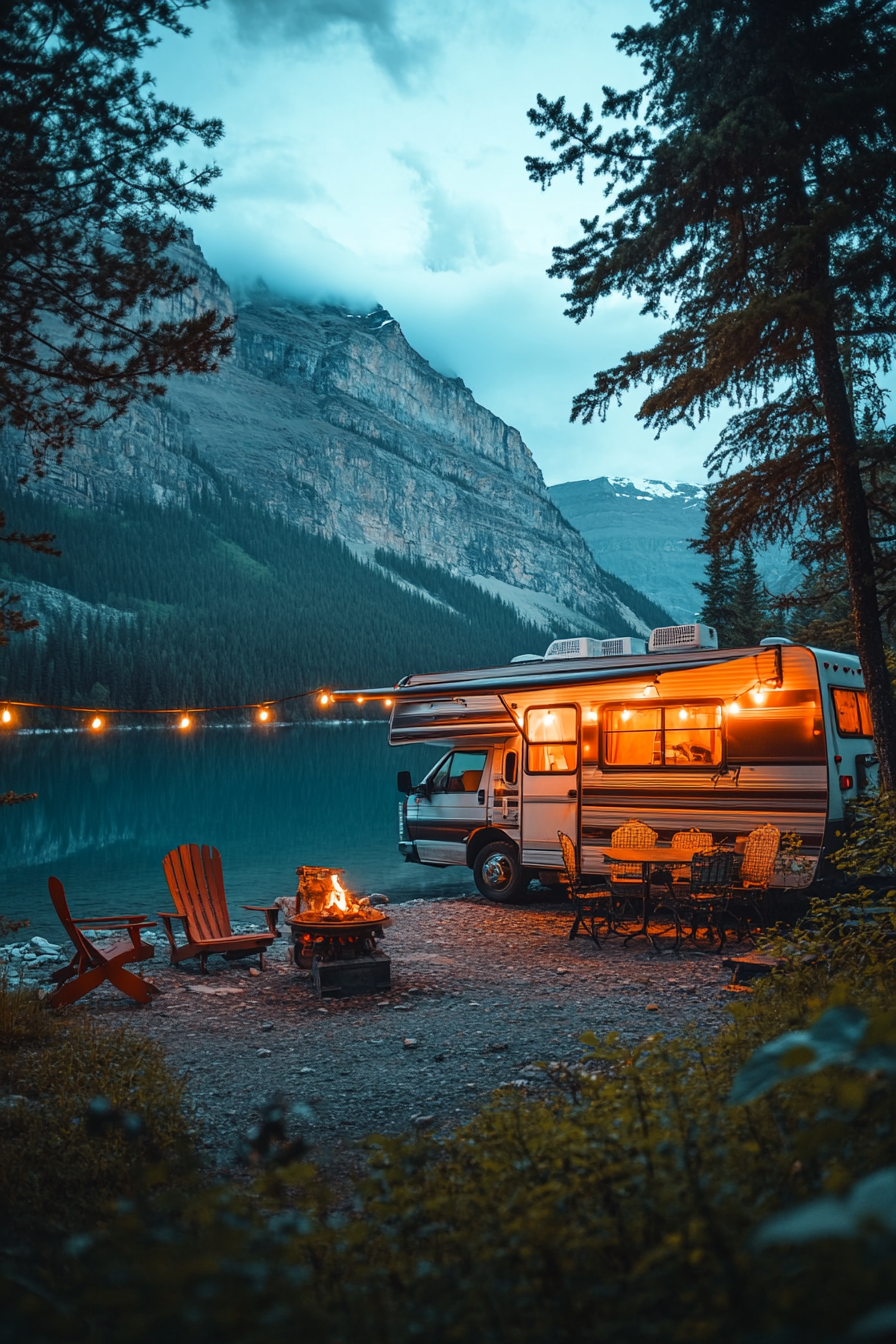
[47,877,160,1008]
[160,843,279,972]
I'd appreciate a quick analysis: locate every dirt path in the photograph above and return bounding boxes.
[71,893,738,1168]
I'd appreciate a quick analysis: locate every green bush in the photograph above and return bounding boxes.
[3,955,893,1344]
[0,981,195,1252]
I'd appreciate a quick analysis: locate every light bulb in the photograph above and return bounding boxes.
[319,693,330,707]
[179,715,191,730]
[1,709,10,724]
[91,716,103,731]
[384,698,393,707]
[258,709,269,722]
[679,708,689,721]
[585,709,597,722]
[752,689,766,704]
[621,709,632,722]
[728,701,740,715]
[356,696,364,704]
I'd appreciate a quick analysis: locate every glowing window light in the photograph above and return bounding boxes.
[1,708,10,724]
[679,708,689,721]
[179,715,191,730]
[621,708,632,722]
[91,716,103,731]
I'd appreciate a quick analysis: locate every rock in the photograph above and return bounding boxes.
[249,967,261,977]
[299,1067,313,1074]
[31,937,62,953]
[256,1048,272,1058]
[260,1022,274,1032]
[368,894,389,906]
[433,1053,445,1062]
[403,1038,418,1049]
[646,1003,660,1012]
[411,1114,435,1128]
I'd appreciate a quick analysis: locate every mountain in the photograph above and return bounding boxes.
[0,233,671,643]
[549,477,803,625]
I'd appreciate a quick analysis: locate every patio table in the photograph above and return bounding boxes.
[600,845,705,949]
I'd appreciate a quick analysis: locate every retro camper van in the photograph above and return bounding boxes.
[332,625,877,901]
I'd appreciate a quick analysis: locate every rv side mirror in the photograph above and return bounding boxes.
[397,770,413,795]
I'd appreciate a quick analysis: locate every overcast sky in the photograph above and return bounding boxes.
[152,0,721,485]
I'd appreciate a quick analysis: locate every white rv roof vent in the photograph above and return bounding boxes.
[544,636,602,660]
[648,623,718,652]
[599,636,648,657]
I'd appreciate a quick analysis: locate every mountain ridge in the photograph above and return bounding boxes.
[0,233,673,642]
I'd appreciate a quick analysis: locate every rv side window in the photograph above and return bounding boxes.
[525,706,578,773]
[602,702,722,768]
[831,688,873,738]
[503,750,518,786]
[430,751,487,794]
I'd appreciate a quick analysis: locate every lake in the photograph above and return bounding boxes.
[0,723,467,939]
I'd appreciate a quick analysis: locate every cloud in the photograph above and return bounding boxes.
[393,150,511,272]
[220,0,431,83]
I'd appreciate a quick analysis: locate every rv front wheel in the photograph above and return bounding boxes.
[473,841,530,902]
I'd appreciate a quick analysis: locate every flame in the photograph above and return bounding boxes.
[326,872,351,913]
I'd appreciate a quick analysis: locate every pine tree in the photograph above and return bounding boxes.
[693,504,737,645]
[729,543,768,648]
[527,0,896,799]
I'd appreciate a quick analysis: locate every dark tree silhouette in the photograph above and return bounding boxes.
[526,0,896,799]
[0,0,233,475]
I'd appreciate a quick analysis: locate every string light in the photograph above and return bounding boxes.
[1,708,11,725]
[179,715,191,730]
[384,698,393,707]
[91,716,104,731]
[258,708,270,722]
[319,693,330,707]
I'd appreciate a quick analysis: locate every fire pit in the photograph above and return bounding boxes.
[289,866,391,999]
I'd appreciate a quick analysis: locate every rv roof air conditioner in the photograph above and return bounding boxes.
[598,637,647,657]
[648,623,718,652]
[544,636,603,660]
[544,636,648,660]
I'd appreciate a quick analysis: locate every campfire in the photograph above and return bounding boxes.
[294,870,380,923]
[289,866,391,999]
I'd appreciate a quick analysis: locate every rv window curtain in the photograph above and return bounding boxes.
[526,706,578,773]
[602,703,722,768]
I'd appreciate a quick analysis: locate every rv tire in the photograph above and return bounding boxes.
[473,841,531,903]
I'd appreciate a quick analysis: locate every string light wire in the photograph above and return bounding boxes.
[0,686,335,721]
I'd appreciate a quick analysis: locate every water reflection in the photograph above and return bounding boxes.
[0,724,463,938]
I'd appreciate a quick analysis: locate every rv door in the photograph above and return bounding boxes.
[520,705,579,869]
[407,749,491,867]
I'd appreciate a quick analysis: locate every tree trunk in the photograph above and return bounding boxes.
[811,313,896,804]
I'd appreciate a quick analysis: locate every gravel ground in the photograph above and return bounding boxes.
[7,893,741,1170]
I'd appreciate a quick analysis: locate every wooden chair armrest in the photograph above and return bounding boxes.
[242,904,281,937]
[72,915,151,925]
[157,912,189,924]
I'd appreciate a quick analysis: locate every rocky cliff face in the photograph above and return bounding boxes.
[0,235,654,639]
[549,477,803,624]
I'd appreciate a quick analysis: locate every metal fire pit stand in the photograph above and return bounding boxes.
[288,912,391,999]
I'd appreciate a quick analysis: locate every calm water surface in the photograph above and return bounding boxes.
[0,724,464,939]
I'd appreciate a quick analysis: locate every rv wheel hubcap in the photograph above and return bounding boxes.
[482,853,513,890]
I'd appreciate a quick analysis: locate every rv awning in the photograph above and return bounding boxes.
[327,645,784,702]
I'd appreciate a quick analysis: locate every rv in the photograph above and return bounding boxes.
[330,626,877,901]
